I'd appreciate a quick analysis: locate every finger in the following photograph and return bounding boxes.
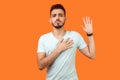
[81,25,86,31]
[66,41,74,47]
[86,16,88,24]
[86,16,90,24]
[90,19,92,25]
[81,25,86,30]
[64,37,70,43]
[59,38,64,43]
[68,45,73,49]
[83,17,86,25]
[66,39,73,44]
[81,25,84,29]
[67,44,74,49]
[87,16,90,24]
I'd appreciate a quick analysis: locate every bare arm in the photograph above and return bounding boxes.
[37,38,74,70]
[80,16,96,59]
[80,36,96,59]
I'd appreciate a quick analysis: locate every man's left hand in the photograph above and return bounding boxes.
[82,16,93,34]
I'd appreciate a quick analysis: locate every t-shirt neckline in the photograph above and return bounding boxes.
[50,31,69,41]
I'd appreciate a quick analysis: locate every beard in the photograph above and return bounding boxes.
[52,20,65,29]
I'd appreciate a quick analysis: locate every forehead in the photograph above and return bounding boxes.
[51,9,64,14]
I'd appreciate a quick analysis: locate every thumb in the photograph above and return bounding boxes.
[81,25,84,29]
[59,38,64,43]
[57,38,64,45]
[81,25,86,31]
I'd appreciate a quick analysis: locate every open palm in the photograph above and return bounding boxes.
[82,16,93,34]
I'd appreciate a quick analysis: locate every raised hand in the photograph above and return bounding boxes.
[82,16,93,34]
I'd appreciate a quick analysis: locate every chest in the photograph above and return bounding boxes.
[43,39,58,56]
[43,36,79,56]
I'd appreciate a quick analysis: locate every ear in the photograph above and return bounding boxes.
[49,18,52,23]
[65,17,66,21]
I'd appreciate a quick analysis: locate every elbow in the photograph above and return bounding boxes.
[39,67,44,70]
[38,66,45,70]
[89,52,96,59]
[90,55,96,59]
[37,62,45,70]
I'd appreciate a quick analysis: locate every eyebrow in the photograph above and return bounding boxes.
[51,13,63,16]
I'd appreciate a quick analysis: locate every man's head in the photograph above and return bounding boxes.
[50,4,66,29]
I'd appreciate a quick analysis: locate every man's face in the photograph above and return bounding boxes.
[50,9,66,29]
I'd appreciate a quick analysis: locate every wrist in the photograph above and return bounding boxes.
[56,48,62,54]
[87,33,93,37]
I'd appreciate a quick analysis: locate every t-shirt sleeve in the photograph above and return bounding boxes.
[77,33,87,49]
[37,36,46,53]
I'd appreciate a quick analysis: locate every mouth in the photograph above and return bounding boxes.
[55,19,61,23]
[56,21,60,24]
[55,21,60,23]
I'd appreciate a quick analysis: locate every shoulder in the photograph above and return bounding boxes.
[69,31,82,37]
[39,32,51,40]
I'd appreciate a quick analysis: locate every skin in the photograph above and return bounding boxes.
[37,9,96,70]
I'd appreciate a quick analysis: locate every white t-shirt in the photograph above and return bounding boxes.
[37,31,87,80]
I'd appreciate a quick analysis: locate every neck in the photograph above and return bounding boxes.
[52,27,66,39]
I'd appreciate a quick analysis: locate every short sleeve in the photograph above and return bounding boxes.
[77,33,87,49]
[37,36,46,53]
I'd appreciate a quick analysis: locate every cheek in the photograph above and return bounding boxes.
[51,19,56,23]
[61,18,66,22]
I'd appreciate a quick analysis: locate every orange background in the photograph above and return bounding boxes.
[0,0,120,80]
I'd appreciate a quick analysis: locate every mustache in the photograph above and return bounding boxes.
[55,19,61,23]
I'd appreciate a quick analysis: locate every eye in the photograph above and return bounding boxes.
[59,13,63,17]
[52,14,56,17]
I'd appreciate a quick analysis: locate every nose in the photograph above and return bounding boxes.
[56,15,60,19]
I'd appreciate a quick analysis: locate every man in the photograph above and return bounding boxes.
[37,4,96,80]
